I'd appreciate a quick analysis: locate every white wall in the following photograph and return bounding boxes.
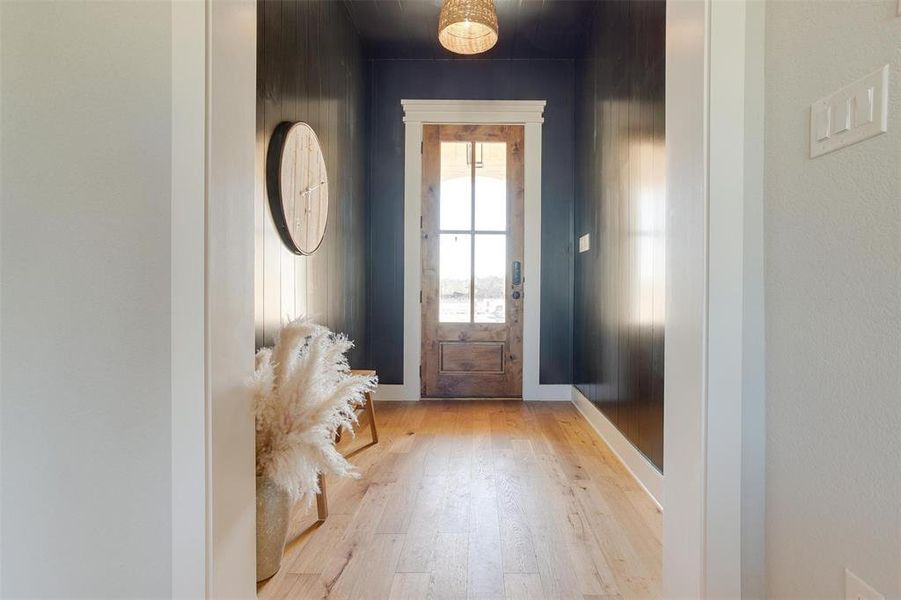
[171,0,207,596]
[1,1,173,596]
[765,1,901,597]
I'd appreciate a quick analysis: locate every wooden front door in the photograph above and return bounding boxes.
[421,124,524,398]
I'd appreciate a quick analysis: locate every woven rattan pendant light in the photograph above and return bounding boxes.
[438,0,499,55]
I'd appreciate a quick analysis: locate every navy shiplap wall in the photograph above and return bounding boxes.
[256,0,369,366]
[367,59,575,385]
[573,1,666,470]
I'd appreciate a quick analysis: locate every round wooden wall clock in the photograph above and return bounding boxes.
[266,121,329,255]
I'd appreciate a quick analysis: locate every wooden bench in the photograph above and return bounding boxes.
[316,369,378,521]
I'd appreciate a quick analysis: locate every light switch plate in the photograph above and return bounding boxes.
[845,569,884,600]
[578,234,590,253]
[810,65,889,158]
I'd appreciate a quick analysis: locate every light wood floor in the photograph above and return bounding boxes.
[257,401,661,600]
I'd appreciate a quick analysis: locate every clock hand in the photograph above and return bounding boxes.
[296,181,326,197]
[294,181,325,225]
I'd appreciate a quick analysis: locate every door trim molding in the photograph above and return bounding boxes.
[171,0,257,596]
[376,99,561,401]
[663,0,766,597]
[401,100,547,124]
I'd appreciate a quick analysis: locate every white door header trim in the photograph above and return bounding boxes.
[402,99,546,124]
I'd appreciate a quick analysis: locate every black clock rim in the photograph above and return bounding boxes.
[265,120,329,256]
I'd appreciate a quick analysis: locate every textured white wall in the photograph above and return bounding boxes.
[1,1,172,596]
[765,1,901,597]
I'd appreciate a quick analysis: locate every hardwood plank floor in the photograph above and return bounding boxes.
[258,402,661,600]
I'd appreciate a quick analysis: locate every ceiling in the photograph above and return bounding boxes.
[342,0,598,60]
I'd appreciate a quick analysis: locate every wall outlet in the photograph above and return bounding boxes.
[578,234,590,253]
[845,569,884,600]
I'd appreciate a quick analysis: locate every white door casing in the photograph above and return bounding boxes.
[377,100,570,402]
[171,0,257,597]
[663,0,766,597]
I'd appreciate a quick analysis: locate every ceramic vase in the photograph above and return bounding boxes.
[256,476,291,582]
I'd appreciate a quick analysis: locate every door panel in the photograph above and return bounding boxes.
[421,124,524,398]
[440,342,505,373]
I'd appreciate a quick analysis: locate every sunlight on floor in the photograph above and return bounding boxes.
[257,401,661,599]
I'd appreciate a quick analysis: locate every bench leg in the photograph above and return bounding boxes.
[366,391,378,444]
[316,473,328,521]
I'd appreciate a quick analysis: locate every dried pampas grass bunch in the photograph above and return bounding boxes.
[250,318,377,504]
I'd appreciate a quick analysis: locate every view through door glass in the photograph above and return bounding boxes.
[439,142,507,324]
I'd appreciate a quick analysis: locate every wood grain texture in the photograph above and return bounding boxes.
[422,125,525,398]
[257,402,660,599]
[573,0,666,470]
[256,0,369,368]
[440,342,505,373]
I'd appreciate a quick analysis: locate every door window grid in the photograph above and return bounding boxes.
[439,141,507,324]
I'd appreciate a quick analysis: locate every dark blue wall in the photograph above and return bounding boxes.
[367,59,575,385]
[574,0,666,471]
[257,0,369,367]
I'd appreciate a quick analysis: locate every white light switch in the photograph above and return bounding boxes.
[810,64,889,158]
[832,97,851,134]
[853,86,874,127]
[578,234,590,253]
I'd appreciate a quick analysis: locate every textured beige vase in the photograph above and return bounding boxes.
[256,476,292,582]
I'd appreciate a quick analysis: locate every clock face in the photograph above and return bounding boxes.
[266,121,328,255]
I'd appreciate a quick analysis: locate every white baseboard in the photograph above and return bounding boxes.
[571,386,663,509]
[373,383,572,402]
[372,384,419,402]
[524,384,572,401]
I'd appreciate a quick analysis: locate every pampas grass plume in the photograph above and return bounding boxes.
[251,318,377,505]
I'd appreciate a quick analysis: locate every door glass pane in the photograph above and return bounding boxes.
[439,233,471,323]
[474,234,506,323]
[474,143,506,231]
[440,142,472,231]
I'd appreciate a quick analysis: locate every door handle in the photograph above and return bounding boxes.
[512,261,522,286]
